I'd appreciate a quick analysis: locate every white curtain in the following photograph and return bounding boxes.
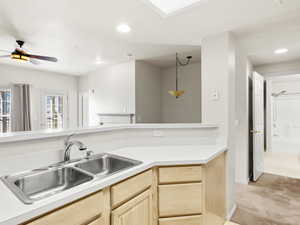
[11,84,32,132]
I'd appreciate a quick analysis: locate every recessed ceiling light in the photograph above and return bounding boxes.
[274,48,288,54]
[145,0,202,15]
[117,24,131,33]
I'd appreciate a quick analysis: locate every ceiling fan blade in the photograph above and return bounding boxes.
[30,58,40,65]
[0,55,10,58]
[0,49,10,53]
[27,54,58,62]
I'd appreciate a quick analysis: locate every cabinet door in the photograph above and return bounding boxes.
[111,189,152,225]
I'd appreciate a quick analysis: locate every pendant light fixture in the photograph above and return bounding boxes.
[169,53,192,98]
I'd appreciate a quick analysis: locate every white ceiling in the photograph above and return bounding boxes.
[142,50,201,69]
[0,0,300,75]
[269,74,300,82]
[236,12,300,66]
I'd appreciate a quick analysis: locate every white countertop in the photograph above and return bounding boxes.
[0,144,227,225]
[0,123,218,144]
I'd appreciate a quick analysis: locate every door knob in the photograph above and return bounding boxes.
[250,130,261,134]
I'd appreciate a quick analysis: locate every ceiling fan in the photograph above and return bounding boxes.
[0,40,58,64]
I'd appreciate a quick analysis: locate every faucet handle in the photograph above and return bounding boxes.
[86,150,94,158]
[79,146,88,151]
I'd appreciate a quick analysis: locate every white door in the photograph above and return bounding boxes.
[252,72,265,181]
[41,91,69,129]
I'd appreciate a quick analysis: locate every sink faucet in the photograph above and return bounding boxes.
[64,134,88,161]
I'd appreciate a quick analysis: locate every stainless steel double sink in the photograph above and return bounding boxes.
[1,153,142,204]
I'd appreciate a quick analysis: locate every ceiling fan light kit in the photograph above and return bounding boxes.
[0,40,58,64]
[11,53,30,61]
[169,52,192,99]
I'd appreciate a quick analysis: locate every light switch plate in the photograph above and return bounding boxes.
[212,91,219,101]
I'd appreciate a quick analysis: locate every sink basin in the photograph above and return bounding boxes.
[1,167,93,204]
[1,153,141,204]
[75,154,142,177]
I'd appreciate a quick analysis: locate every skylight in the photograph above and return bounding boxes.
[146,0,202,15]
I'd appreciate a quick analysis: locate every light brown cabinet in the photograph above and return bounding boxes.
[157,154,226,225]
[158,166,202,184]
[111,169,152,208]
[159,215,203,225]
[25,191,106,225]
[111,189,152,225]
[87,216,105,225]
[23,153,226,225]
[158,183,203,217]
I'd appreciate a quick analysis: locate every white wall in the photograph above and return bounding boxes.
[135,61,162,123]
[0,127,220,176]
[265,79,273,151]
[79,61,136,126]
[235,48,252,184]
[201,32,236,216]
[266,76,300,143]
[80,60,202,125]
[255,59,300,77]
[161,63,201,123]
[0,64,78,130]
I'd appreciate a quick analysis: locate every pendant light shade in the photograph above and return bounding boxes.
[168,90,185,98]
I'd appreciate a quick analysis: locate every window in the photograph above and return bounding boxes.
[0,89,11,133]
[45,95,64,129]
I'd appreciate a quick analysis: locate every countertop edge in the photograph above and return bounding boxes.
[0,124,218,144]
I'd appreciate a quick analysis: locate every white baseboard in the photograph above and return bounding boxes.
[235,178,249,185]
[227,204,237,220]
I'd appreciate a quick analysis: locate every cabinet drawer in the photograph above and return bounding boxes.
[25,191,104,225]
[159,215,203,225]
[111,170,152,208]
[111,189,152,225]
[159,183,202,217]
[159,166,202,184]
[87,216,105,225]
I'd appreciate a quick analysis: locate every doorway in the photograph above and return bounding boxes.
[41,91,69,130]
[264,75,300,179]
[249,72,265,182]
